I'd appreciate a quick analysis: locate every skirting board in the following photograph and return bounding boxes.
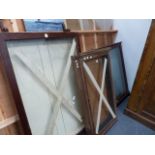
[124,108,155,130]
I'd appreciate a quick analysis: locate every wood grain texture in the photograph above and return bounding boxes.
[0,19,25,32]
[125,20,155,130]
[78,43,129,106]
[0,62,22,134]
[127,20,155,111]
[2,20,13,32]
[16,20,26,32]
[66,19,116,52]
[79,32,116,52]
[72,52,116,134]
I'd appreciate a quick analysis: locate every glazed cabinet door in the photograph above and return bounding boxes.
[6,38,83,134]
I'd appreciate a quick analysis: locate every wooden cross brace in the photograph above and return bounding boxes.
[13,39,82,134]
[83,59,116,134]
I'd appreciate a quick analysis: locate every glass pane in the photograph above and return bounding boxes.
[109,46,128,102]
[6,38,83,135]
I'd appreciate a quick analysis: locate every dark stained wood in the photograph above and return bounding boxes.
[72,50,117,134]
[78,42,130,106]
[125,20,155,130]
[0,32,79,41]
[126,20,155,112]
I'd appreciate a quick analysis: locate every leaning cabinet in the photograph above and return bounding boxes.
[125,20,155,130]
[0,33,83,134]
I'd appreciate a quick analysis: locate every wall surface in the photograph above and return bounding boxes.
[95,19,113,30]
[113,19,152,91]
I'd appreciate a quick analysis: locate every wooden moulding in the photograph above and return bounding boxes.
[72,49,117,135]
[125,108,155,130]
[0,32,82,135]
[70,30,118,34]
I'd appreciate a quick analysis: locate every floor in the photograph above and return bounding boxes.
[107,98,155,135]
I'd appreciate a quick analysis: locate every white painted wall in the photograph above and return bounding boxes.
[113,19,152,91]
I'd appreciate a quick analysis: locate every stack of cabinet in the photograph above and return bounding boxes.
[0,19,117,134]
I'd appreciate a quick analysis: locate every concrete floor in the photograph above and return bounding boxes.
[107,98,155,135]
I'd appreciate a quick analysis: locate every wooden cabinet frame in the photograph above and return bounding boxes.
[72,49,117,134]
[125,20,155,130]
[78,42,130,106]
[0,32,81,135]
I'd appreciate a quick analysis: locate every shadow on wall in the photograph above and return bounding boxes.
[113,19,152,91]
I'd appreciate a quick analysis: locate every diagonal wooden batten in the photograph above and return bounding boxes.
[14,53,82,122]
[47,39,80,134]
[83,62,116,119]
[96,58,107,134]
[0,115,19,130]
[14,52,82,123]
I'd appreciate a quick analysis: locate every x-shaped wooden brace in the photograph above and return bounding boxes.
[83,58,116,134]
[13,39,82,134]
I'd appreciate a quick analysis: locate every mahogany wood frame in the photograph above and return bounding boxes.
[72,50,117,134]
[0,32,81,135]
[78,42,130,106]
